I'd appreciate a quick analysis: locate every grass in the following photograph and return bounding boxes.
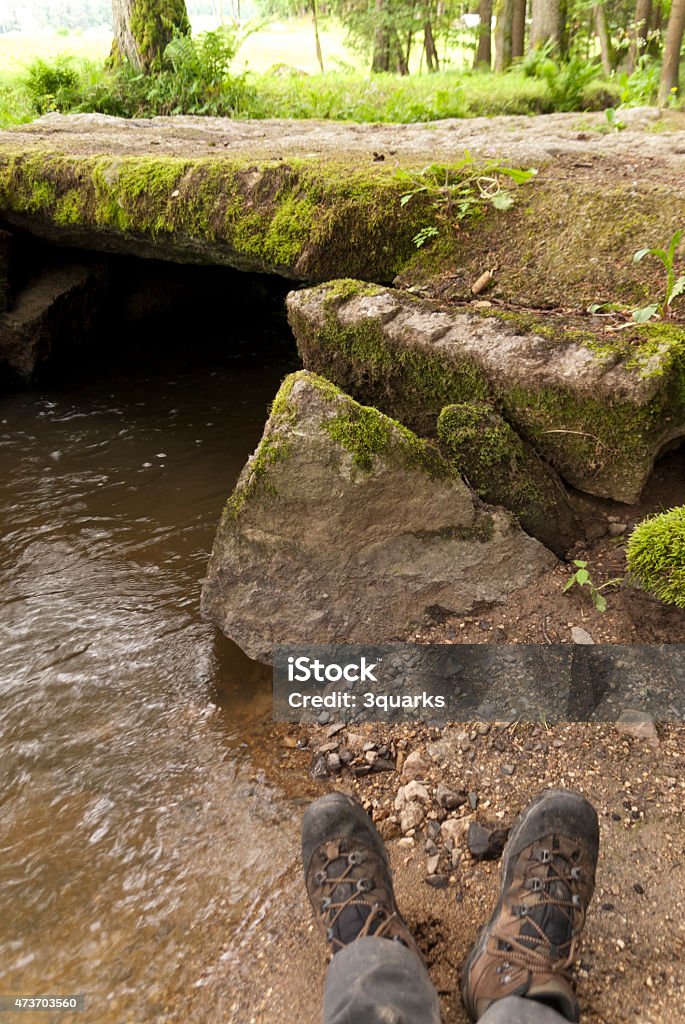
[2,19,683,129]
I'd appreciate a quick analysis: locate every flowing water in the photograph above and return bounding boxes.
[0,333,300,1022]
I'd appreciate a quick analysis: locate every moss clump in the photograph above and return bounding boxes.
[324,403,449,477]
[437,401,576,555]
[127,0,191,71]
[626,507,685,607]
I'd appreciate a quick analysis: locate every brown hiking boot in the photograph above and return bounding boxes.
[302,791,422,958]
[461,788,599,1022]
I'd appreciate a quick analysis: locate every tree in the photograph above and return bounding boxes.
[495,0,514,69]
[529,0,562,51]
[474,0,493,67]
[627,0,651,73]
[511,0,526,57]
[659,0,685,102]
[594,3,613,74]
[111,0,191,71]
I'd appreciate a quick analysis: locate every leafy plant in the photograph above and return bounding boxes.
[619,55,661,106]
[632,228,685,322]
[604,107,626,132]
[563,559,621,613]
[400,152,536,247]
[25,55,81,114]
[626,507,685,607]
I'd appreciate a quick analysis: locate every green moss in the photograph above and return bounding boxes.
[128,0,191,70]
[626,507,685,607]
[292,280,491,435]
[54,188,84,225]
[323,403,448,477]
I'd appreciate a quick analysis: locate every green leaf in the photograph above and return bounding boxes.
[632,304,659,322]
[593,593,607,613]
[491,191,515,211]
[575,569,589,585]
[400,194,412,206]
[498,166,537,184]
[633,248,652,263]
[563,578,576,593]
[573,560,587,568]
[667,276,685,304]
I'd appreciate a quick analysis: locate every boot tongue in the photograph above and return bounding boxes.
[520,873,573,957]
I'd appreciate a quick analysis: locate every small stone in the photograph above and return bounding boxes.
[404,781,430,803]
[317,711,330,725]
[501,764,516,777]
[426,873,449,889]
[365,750,378,764]
[395,787,407,811]
[441,816,473,846]
[571,626,595,645]
[398,837,414,849]
[318,741,339,754]
[352,764,372,778]
[608,522,627,536]
[633,882,645,895]
[400,802,425,834]
[339,748,354,765]
[601,902,615,912]
[282,736,298,749]
[346,732,365,751]
[326,722,346,738]
[477,723,490,735]
[468,791,479,811]
[437,785,468,811]
[326,753,342,773]
[425,839,438,856]
[372,757,395,773]
[310,753,328,779]
[401,750,430,781]
[427,820,441,840]
[426,854,440,875]
[467,821,510,861]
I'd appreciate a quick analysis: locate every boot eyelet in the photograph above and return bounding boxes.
[571,867,582,880]
[572,894,581,907]
[530,877,542,892]
[321,897,331,910]
[348,851,363,866]
[356,878,372,893]
[540,849,550,863]
[326,928,335,941]
[314,870,327,885]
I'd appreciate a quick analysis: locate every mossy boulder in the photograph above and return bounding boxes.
[626,507,685,607]
[287,280,685,503]
[201,370,555,661]
[0,146,445,283]
[437,402,578,557]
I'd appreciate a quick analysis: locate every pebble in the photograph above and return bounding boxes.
[372,757,395,773]
[468,790,479,810]
[426,874,448,889]
[326,753,342,773]
[404,781,430,803]
[437,785,468,811]
[426,854,440,875]
[501,763,516,776]
[398,837,414,849]
[441,816,473,845]
[326,722,346,738]
[608,522,627,536]
[571,626,595,645]
[317,711,330,725]
[467,821,510,861]
[400,802,425,834]
[401,750,430,781]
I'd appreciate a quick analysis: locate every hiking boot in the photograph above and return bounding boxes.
[302,791,421,958]
[461,788,599,1022]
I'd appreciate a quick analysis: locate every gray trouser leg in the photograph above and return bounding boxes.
[323,936,441,1024]
[478,995,570,1024]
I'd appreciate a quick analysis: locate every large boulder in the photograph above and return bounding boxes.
[287,280,685,503]
[201,371,555,662]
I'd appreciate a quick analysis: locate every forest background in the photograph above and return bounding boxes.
[0,0,683,129]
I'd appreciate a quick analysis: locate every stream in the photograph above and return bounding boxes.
[0,333,299,1022]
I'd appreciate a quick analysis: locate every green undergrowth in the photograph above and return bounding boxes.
[627,507,685,607]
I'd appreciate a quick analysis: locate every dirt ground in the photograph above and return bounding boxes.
[173,715,685,1024]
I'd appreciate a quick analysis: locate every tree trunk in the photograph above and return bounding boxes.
[627,0,651,73]
[424,16,439,71]
[659,0,685,103]
[511,0,526,58]
[111,0,190,71]
[372,0,391,71]
[495,0,513,71]
[474,0,493,68]
[529,0,561,52]
[311,0,324,72]
[594,4,613,74]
